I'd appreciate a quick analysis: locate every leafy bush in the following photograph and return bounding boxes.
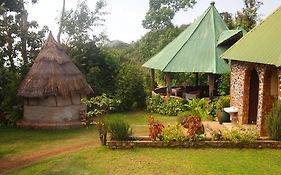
[115,64,146,111]
[212,127,259,143]
[214,96,230,111]
[0,69,23,125]
[106,118,132,141]
[81,93,120,118]
[184,98,212,120]
[177,115,205,141]
[148,116,165,140]
[266,100,281,140]
[81,93,120,145]
[146,95,164,114]
[217,74,230,96]
[146,95,184,116]
[160,125,186,143]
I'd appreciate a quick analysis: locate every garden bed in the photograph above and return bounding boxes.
[107,137,281,149]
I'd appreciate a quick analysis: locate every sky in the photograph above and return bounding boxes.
[26,0,281,43]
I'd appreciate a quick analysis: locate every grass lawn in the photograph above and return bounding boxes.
[2,111,281,175]
[8,147,281,175]
[0,127,98,160]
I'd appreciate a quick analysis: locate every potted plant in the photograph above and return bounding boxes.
[215,96,230,124]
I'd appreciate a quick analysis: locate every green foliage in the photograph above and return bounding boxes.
[211,127,259,143]
[115,64,146,111]
[217,74,230,96]
[184,98,212,120]
[0,68,24,125]
[160,125,186,143]
[106,118,132,141]
[146,95,184,116]
[235,0,263,31]
[60,0,107,44]
[214,96,230,111]
[81,93,120,118]
[222,127,259,143]
[68,42,118,95]
[148,116,165,140]
[142,0,196,31]
[266,100,281,140]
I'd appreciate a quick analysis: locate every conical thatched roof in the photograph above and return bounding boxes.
[18,32,93,98]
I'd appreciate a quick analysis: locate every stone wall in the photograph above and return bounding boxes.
[231,61,279,136]
[107,140,281,149]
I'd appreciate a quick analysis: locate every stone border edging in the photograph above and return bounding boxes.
[107,140,281,149]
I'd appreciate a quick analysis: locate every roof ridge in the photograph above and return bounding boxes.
[162,5,212,72]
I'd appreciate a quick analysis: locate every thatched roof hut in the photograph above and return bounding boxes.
[18,32,92,98]
[17,32,92,129]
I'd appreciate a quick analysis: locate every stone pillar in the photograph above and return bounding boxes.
[150,69,155,93]
[165,72,171,97]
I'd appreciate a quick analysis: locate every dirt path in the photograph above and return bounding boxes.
[0,140,100,175]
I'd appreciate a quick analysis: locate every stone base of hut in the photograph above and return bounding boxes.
[17,104,86,129]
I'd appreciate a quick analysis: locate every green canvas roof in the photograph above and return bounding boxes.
[142,3,230,74]
[221,5,281,66]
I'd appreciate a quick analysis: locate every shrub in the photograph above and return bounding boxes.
[106,118,132,141]
[115,64,146,111]
[184,98,212,120]
[221,127,259,143]
[146,95,164,114]
[217,74,230,96]
[266,100,281,140]
[81,93,120,145]
[178,115,205,141]
[146,95,184,116]
[214,96,230,111]
[148,116,164,140]
[160,125,186,143]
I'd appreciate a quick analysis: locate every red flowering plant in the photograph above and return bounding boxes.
[148,116,165,141]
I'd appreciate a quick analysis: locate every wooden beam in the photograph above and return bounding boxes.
[150,69,155,93]
[208,74,215,99]
[195,73,199,87]
[165,73,172,97]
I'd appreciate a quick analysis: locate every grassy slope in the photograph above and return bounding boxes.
[8,147,281,175]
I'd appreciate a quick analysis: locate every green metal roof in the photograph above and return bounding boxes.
[221,5,281,66]
[142,3,230,74]
[217,30,242,46]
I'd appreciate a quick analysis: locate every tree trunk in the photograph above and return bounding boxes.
[20,5,28,65]
[57,0,66,44]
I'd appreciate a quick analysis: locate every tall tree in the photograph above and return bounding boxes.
[57,0,65,43]
[235,0,263,31]
[142,0,196,31]
[220,12,235,29]
[58,0,107,45]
